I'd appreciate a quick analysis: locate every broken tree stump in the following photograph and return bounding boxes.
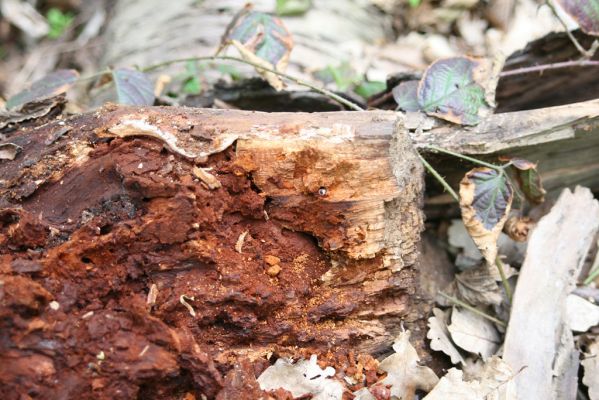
[0,105,426,398]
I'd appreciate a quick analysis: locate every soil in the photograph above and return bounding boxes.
[0,119,388,399]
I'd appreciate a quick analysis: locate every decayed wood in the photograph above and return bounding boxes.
[1,97,598,397]
[0,104,429,398]
[503,187,599,399]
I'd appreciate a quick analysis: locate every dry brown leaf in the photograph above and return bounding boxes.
[427,307,465,365]
[503,216,533,242]
[423,356,516,400]
[257,355,343,399]
[449,263,503,306]
[376,330,439,398]
[448,306,501,360]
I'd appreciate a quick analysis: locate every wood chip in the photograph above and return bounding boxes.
[266,264,281,277]
[264,255,281,266]
[146,283,158,306]
[193,166,221,189]
[179,295,196,317]
[235,230,249,253]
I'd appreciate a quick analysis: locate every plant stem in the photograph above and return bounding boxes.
[423,145,502,170]
[495,256,513,303]
[141,55,365,111]
[77,68,112,83]
[584,253,599,285]
[546,0,596,59]
[439,292,507,327]
[417,152,459,202]
[584,266,599,286]
[499,59,599,77]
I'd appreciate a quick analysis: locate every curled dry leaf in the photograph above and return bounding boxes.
[460,168,513,265]
[448,306,501,360]
[427,307,465,365]
[555,0,599,36]
[221,9,294,91]
[6,69,79,110]
[503,216,534,242]
[503,157,546,204]
[374,330,439,398]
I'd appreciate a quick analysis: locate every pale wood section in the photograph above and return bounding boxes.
[503,187,599,399]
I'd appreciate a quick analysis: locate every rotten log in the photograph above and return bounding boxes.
[0,105,425,399]
[1,98,598,398]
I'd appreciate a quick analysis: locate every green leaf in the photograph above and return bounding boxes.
[418,57,494,125]
[556,0,599,36]
[355,81,386,99]
[506,157,546,204]
[409,0,422,7]
[215,64,242,80]
[392,81,420,112]
[6,69,79,110]
[462,168,513,230]
[181,61,202,95]
[313,62,359,91]
[224,10,293,69]
[112,68,154,105]
[46,8,75,39]
[276,0,312,16]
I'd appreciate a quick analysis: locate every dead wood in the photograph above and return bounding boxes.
[0,104,425,398]
[1,97,598,397]
[503,187,599,399]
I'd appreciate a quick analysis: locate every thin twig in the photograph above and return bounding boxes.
[423,145,502,170]
[495,256,513,303]
[417,152,459,202]
[141,55,365,111]
[500,59,599,77]
[439,292,507,327]
[546,0,596,59]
